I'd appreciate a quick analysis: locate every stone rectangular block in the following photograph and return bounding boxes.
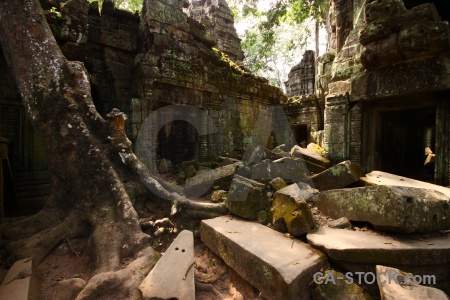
[184,162,242,197]
[200,216,328,300]
[311,160,364,191]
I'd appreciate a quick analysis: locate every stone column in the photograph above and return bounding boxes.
[435,100,450,186]
[324,94,348,162]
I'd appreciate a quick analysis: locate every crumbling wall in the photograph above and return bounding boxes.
[135,0,285,167]
[187,0,244,61]
[284,50,316,98]
[41,0,286,169]
[283,50,323,147]
[318,0,450,184]
[45,0,139,126]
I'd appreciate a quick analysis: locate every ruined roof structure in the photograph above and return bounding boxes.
[284,50,316,98]
[187,0,244,62]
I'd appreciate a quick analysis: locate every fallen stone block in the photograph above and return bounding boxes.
[376,265,449,300]
[269,177,287,191]
[312,185,450,233]
[311,160,364,191]
[0,258,38,300]
[201,216,329,300]
[226,175,270,221]
[217,156,241,167]
[210,189,227,202]
[290,145,331,173]
[361,170,450,198]
[307,228,450,295]
[306,143,325,156]
[246,145,274,167]
[251,157,311,184]
[271,183,317,236]
[312,270,368,300]
[139,230,195,300]
[307,227,450,266]
[184,161,242,197]
[327,217,352,229]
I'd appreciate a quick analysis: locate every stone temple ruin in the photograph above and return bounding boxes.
[1,0,450,299]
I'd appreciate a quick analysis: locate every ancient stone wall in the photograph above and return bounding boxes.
[319,0,450,185]
[135,0,285,168]
[284,50,316,98]
[45,0,140,123]
[187,0,244,61]
[38,0,287,170]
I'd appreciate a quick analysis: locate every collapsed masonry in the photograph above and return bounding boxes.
[187,0,244,62]
[0,0,449,299]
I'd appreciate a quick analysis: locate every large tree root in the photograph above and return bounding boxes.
[5,211,87,265]
[75,247,159,300]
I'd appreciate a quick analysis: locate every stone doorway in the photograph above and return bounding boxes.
[157,120,199,165]
[361,92,450,185]
[379,107,436,181]
[291,124,308,147]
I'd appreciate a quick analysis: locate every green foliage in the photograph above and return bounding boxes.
[88,0,143,12]
[229,0,329,88]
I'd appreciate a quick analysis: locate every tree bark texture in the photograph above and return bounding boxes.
[0,0,227,298]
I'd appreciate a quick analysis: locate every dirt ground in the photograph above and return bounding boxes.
[0,235,263,300]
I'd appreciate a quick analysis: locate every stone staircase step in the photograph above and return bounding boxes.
[200,216,328,300]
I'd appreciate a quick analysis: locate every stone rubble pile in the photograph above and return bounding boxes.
[156,142,450,299]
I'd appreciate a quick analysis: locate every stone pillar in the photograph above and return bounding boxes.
[324,95,348,162]
[348,102,362,167]
[435,100,450,186]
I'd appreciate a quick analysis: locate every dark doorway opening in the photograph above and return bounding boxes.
[292,124,308,147]
[379,107,436,181]
[157,120,199,165]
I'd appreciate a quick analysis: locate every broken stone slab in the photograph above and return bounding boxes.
[0,258,38,300]
[201,216,329,300]
[184,161,242,197]
[226,175,270,221]
[270,183,317,236]
[251,157,311,184]
[311,270,369,300]
[139,230,195,300]
[361,170,450,198]
[311,160,364,191]
[246,145,274,167]
[217,156,241,167]
[312,185,450,233]
[290,145,331,173]
[307,227,450,266]
[376,265,449,300]
[327,217,352,229]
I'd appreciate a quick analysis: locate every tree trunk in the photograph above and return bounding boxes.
[0,0,225,298]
